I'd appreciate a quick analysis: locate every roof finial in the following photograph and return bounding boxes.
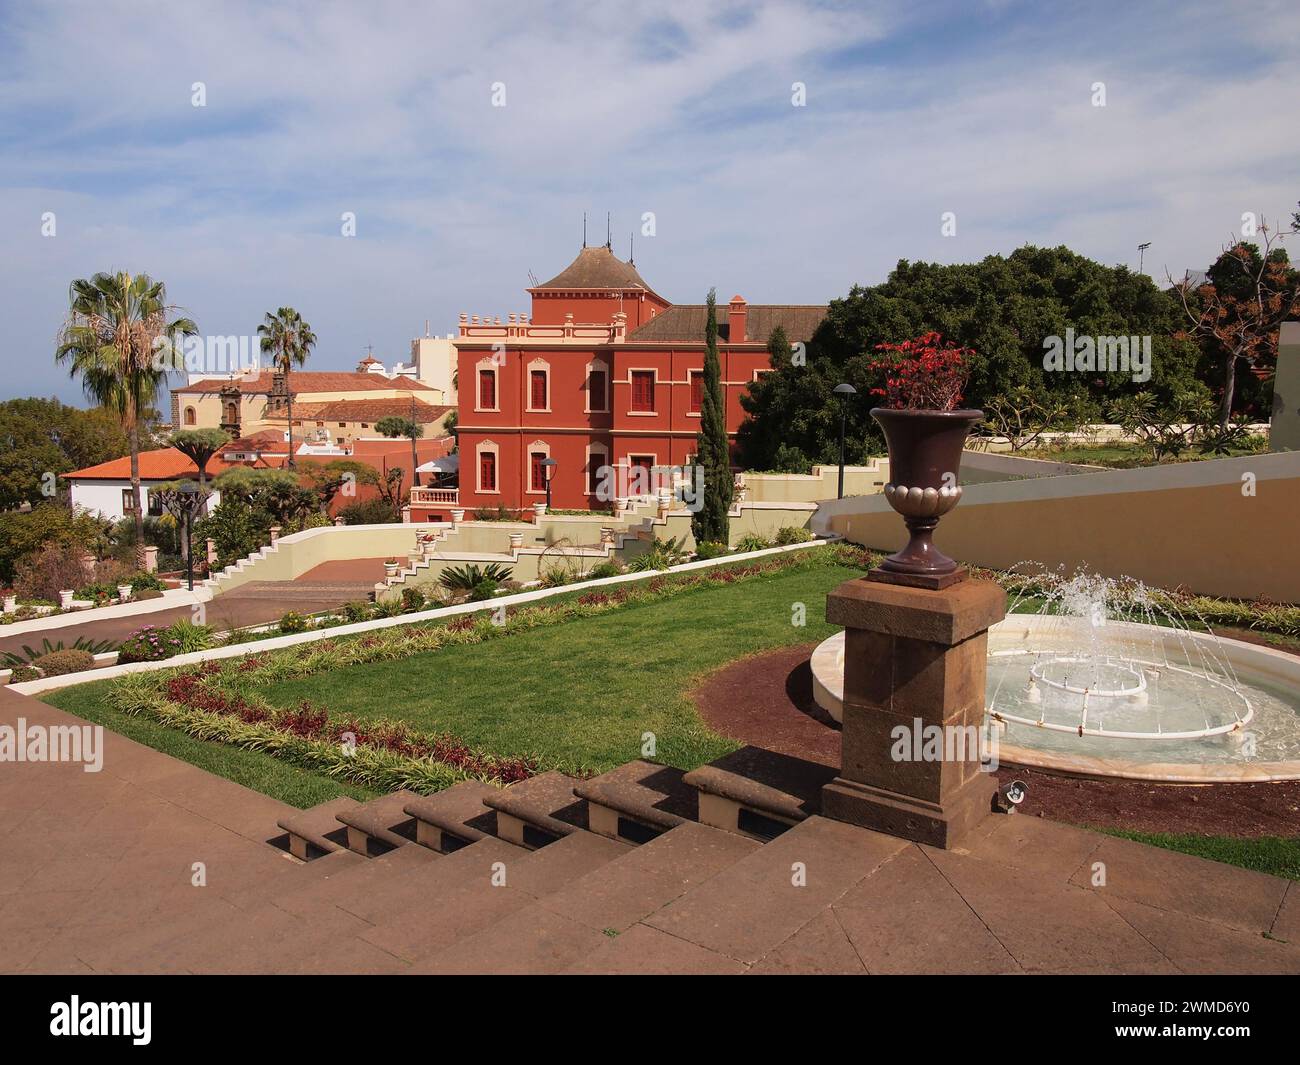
[582,212,587,249]
[629,231,634,265]
[606,211,611,250]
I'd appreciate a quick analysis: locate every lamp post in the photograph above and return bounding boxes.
[833,383,857,500]
[177,480,205,591]
[541,457,558,511]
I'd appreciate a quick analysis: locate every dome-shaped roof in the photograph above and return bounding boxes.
[534,245,655,291]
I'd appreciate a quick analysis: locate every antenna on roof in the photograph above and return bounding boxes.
[582,212,587,248]
[528,269,538,287]
[629,231,634,265]
[605,212,612,250]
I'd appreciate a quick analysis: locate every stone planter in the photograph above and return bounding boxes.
[871,407,982,581]
[532,502,547,522]
[59,590,75,609]
[599,527,615,546]
[614,497,628,515]
[117,584,133,602]
[509,532,524,550]
[269,525,282,545]
[450,508,465,524]
[384,562,400,579]
[3,595,16,613]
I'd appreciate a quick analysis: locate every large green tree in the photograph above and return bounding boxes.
[738,245,1201,470]
[376,412,424,488]
[692,289,733,545]
[170,427,230,491]
[55,271,197,548]
[257,307,316,468]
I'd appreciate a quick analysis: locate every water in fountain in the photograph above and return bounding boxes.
[985,567,1300,767]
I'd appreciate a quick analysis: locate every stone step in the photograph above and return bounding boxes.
[573,759,696,844]
[271,838,441,918]
[404,832,634,974]
[684,745,837,841]
[542,821,762,936]
[275,796,360,860]
[642,815,908,965]
[480,771,586,849]
[336,789,422,856]
[403,780,501,853]
[361,830,630,967]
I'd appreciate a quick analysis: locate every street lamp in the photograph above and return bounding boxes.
[176,480,206,591]
[541,457,558,510]
[833,383,857,500]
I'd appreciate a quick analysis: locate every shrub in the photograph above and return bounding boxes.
[401,587,426,613]
[118,625,185,663]
[135,588,164,600]
[8,665,38,683]
[163,619,213,654]
[773,525,814,545]
[2,636,116,668]
[337,498,400,525]
[341,600,373,623]
[537,569,570,588]
[468,580,499,602]
[32,648,96,676]
[585,560,625,580]
[693,541,730,560]
[440,563,514,594]
[130,572,167,593]
[371,599,404,618]
[735,534,772,553]
[278,611,309,634]
[471,505,523,522]
[13,543,91,603]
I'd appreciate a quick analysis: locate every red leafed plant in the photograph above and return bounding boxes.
[868,331,973,411]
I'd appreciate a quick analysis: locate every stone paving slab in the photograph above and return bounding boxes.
[1105,896,1300,975]
[565,923,749,975]
[746,909,866,975]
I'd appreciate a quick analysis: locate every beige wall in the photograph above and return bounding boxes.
[817,451,1300,602]
[1272,321,1300,453]
[741,463,888,503]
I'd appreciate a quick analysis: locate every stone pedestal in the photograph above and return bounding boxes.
[820,575,1006,849]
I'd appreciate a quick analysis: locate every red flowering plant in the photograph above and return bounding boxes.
[868,331,973,411]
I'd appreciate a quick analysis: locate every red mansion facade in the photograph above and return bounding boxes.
[448,244,825,514]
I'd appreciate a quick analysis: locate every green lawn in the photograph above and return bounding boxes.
[1104,829,1300,883]
[252,563,857,774]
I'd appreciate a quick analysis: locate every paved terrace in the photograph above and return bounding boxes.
[1,685,1297,974]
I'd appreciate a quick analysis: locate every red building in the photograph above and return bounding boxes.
[452,244,826,513]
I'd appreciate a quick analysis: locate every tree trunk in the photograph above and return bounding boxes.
[1219,351,1237,428]
[128,406,145,564]
[411,433,420,488]
[286,380,295,468]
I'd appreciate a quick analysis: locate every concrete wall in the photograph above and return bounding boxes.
[958,450,1102,484]
[1272,321,1300,453]
[815,450,1300,602]
[740,462,888,502]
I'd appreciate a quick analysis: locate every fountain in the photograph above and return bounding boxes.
[812,566,1300,782]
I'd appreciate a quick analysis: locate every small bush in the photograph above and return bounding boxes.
[32,648,96,676]
[13,544,90,603]
[135,588,164,600]
[130,572,167,593]
[372,599,404,618]
[118,625,185,663]
[468,580,499,602]
[693,541,730,560]
[585,561,624,580]
[163,619,213,654]
[341,600,373,623]
[735,534,772,553]
[401,587,426,613]
[278,611,309,634]
[773,525,814,545]
[8,665,38,683]
[338,499,400,525]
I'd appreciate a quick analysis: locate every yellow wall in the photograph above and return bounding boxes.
[818,451,1300,602]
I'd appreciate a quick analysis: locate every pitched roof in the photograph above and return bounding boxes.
[533,245,659,292]
[628,303,827,344]
[63,447,281,481]
[173,371,434,395]
[286,399,452,424]
[220,429,288,453]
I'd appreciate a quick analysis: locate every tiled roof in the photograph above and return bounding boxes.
[534,245,659,293]
[628,304,827,344]
[63,447,282,481]
[286,399,452,424]
[173,371,434,395]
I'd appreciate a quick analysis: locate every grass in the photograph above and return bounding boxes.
[44,682,380,808]
[252,563,858,774]
[1103,829,1300,882]
[1027,439,1266,469]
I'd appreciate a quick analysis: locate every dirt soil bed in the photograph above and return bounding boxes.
[691,644,1300,839]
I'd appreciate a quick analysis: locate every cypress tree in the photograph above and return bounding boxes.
[692,288,733,545]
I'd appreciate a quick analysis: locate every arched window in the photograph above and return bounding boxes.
[183,406,197,426]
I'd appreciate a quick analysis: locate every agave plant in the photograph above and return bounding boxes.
[627,535,689,573]
[438,562,514,593]
[2,636,117,668]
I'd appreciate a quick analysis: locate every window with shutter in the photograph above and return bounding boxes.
[588,369,607,411]
[478,369,496,410]
[689,371,703,413]
[631,371,654,412]
[530,369,547,410]
[479,451,496,491]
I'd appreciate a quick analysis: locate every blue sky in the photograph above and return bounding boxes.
[2,0,1297,405]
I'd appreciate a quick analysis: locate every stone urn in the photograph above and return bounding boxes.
[450,508,465,524]
[384,560,400,579]
[3,595,16,613]
[117,584,133,602]
[509,532,524,550]
[59,589,75,609]
[532,502,547,522]
[871,407,982,581]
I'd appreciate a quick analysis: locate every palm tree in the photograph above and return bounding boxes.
[56,271,197,552]
[257,307,316,467]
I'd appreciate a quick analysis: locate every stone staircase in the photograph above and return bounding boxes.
[248,744,852,973]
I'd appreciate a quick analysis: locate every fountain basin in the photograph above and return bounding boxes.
[810,614,1300,783]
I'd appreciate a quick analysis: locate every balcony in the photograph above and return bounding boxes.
[457,311,628,344]
[410,487,459,507]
